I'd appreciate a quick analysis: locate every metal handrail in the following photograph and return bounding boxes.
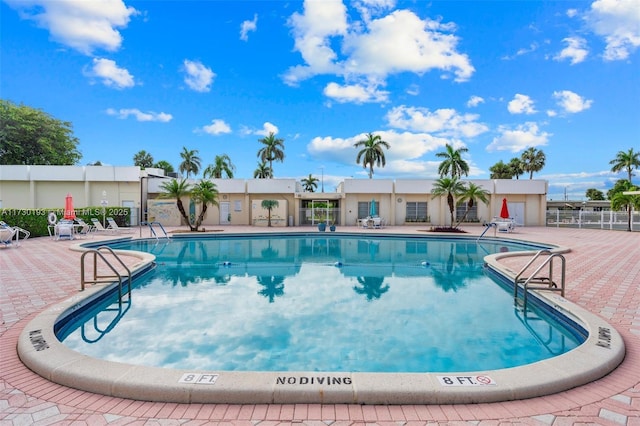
[514,249,566,309]
[141,221,170,240]
[80,247,132,306]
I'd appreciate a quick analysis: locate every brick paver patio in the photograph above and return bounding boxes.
[1,225,639,425]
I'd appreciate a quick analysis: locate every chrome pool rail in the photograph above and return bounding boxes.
[514,249,566,309]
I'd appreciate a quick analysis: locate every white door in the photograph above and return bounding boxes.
[220,202,230,224]
[509,202,525,226]
[122,200,137,226]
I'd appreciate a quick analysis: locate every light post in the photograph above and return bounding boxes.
[320,166,324,193]
[100,190,108,227]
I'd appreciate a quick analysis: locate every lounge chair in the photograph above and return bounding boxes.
[0,223,18,247]
[106,217,134,233]
[75,218,94,237]
[91,218,114,233]
[1,221,30,246]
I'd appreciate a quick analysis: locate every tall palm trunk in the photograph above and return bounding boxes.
[176,200,194,230]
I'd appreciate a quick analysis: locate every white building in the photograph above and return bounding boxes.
[0,165,548,228]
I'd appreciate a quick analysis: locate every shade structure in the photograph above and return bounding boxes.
[64,193,76,220]
[500,198,510,219]
[370,199,377,217]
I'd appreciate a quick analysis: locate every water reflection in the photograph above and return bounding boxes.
[257,275,285,303]
[61,235,583,372]
[353,276,389,301]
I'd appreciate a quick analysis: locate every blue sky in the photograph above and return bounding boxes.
[2,0,639,200]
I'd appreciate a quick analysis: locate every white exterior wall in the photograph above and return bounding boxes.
[0,166,549,226]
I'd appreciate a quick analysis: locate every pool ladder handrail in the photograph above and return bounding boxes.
[141,221,170,240]
[514,249,566,309]
[80,246,132,307]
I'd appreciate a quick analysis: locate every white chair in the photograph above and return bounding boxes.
[495,219,515,233]
[75,218,94,238]
[0,225,17,247]
[55,219,75,240]
[106,217,134,233]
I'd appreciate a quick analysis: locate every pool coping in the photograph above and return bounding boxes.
[16,235,626,405]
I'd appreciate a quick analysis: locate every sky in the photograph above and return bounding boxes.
[1,0,639,201]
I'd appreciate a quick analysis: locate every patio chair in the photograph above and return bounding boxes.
[494,218,515,233]
[0,223,18,247]
[75,218,94,238]
[106,217,133,233]
[91,218,114,233]
[2,221,30,246]
[55,219,75,240]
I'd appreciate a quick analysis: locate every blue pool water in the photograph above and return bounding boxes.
[57,234,585,373]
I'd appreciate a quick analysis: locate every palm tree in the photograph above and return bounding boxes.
[508,157,525,179]
[609,148,640,184]
[436,143,469,178]
[301,174,319,192]
[257,132,285,177]
[257,275,285,303]
[610,180,640,232]
[253,161,272,178]
[455,182,490,226]
[159,178,192,228]
[190,180,219,231]
[489,160,512,179]
[154,160,174,175]
[520,147,546,179]
[431,177,466,227]
[354,132,390,179]
[203,154,235,179]
[261,199,279,227]
[179,147,201,178]
[353,276,389,301]
[133,150,154,168]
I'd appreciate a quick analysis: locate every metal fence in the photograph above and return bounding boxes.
[546,210,640,231]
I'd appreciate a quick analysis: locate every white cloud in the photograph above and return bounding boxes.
[106,108,172,122]
[5,0,137,55]
[555,37,589,64]
[201,119,232,135]
[507,94,537,114]
[307,129,470,178]
[285,0,348,85]
[466,96,485,107]
[553,90,593,113]
[385,105,488,138]
[284,2,474,102]
[323,81,389,103]
[341,10,474,81]
[85,58,134,89]
[182,59,215,92]
[247,122,280,137]
[352,0,396,22]
[240,14,258,41]
[487,122,551,152]
[586,0,640,61]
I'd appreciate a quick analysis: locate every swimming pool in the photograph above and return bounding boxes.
[18,232,625,404]
[57,234,583,373]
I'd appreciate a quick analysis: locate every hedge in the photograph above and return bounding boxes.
[0,207,131,238]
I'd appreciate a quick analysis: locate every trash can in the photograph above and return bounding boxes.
[288,215,294,227]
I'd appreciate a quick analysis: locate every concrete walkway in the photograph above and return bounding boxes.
[1,225,639,425]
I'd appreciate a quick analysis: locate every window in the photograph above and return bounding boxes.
[406,202,428,221]
[456,202,478,222]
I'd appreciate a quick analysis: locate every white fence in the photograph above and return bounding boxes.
[546,210,640,231]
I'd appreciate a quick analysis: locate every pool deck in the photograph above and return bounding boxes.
[1,225,639,425]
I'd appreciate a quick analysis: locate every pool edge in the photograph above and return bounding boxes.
[17,239,626,405]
